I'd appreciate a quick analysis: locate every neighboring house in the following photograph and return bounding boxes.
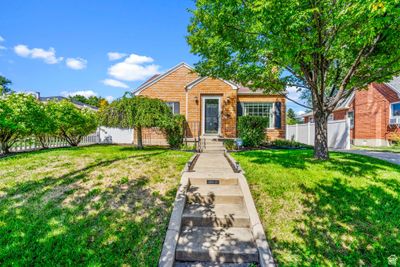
[35,93,99,111]
[303,77,400,146]
[133,62,286,144]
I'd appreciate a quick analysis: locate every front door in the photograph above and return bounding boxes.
[204,98,220,134]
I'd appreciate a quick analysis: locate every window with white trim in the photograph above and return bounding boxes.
[243,102,274,128]
[166,102,180,115]
[391,102,400,117]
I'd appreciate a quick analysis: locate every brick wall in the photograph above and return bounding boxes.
[237,95,286,140]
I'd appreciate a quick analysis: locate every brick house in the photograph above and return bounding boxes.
[303,77,400,146]
[133,62,286,144]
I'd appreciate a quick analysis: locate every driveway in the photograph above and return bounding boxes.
[336,149,400,165]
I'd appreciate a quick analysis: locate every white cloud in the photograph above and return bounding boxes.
[102,78,129,89]
[14,44,63,64]
[61,90,97,98]
[107,53,160,81]
[66,57,87,70]
[0,46,5,50]
[0,36,4,42]
[107,52,127,61]
[105,96,114,102]
[286,86,302,101]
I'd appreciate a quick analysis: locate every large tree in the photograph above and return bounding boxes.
[187,0,400,159]
[100,96,172,149]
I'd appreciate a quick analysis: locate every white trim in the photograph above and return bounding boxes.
[186,76,238,90]
[201,96,222,136]
[389,101,400,122]
[385,82,400,98]
[134,62,194,96]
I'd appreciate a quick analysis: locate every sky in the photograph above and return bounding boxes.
[0,0,305,114]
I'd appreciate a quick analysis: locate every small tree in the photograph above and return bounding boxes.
[287,108,300,125]
[0,93,41,153]
[100,96,172,149]
[188,0,400,159]
[0,76,12,95]
[238,116,269,147]
[48,100,98,146]
[33,102,58,148]
[162,115,186,149]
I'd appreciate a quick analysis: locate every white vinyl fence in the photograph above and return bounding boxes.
[286,119,351,149]
[98,127,134,144]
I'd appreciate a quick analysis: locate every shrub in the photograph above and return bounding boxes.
[387,132,400,146]
[237,116,268,147]
[271,139,313,149]
[48,100,98,146]
[223,139,236,150]
[163,114,185,149]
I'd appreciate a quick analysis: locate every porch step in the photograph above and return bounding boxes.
[176,226,258,263]
[182,203,250,228]
[189,177,238,186]
[187,185,243,205]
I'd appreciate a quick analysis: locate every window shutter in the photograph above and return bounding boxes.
[237,102,244,116]
[174,102,180,115]
[274,102,282,128]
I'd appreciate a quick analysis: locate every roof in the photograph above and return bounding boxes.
[385,76,400,96]
[237,86,265,95]
[134,62,194,95]
[185,76,238,90]
[39,96,99,111]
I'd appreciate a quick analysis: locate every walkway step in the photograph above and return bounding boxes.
[182,203,250,227]
[176,226,258,263]
[187,185,243,204]
[189,177,238,186]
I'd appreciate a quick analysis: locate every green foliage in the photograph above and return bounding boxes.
[69,94,109,108]
[48,100,98,146]
[0,75,12,95]
[162,114,186,149]
[0,93,43,153]
[188,0,400,159]
[100,96,175,148]
[223,139,237,150]
[271,139,313,149]
[238,116,268,147]
[287,108,300,125]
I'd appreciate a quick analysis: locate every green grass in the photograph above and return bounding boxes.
[0,145,192,266]
[232,149,400,266]
[352,145,400,153]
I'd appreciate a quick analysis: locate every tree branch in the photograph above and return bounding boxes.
[280,93,312,109]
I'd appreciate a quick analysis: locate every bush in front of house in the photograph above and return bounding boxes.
[163,114,186,149]
[223,139,237,150]
[271,139,313,149]
[387,132,400,146]
[238,116,269,147]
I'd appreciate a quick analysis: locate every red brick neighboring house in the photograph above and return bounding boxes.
[133,62,286,144]
[303,77,400,146]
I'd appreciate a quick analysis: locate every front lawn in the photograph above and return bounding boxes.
[0,145,192,266]
[232,149,400,266]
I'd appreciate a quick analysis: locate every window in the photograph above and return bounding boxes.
[166,102,180,115]
[243,102,274,128]
[347,111,354,129]
[391,102,400,117]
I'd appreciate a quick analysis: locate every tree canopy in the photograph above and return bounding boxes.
[0,76,12,95]
[188,0,400,159]
[69,95,109,108]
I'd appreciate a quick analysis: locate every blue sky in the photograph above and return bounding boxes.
[0,0,304,113]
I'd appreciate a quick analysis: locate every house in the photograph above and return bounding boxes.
[303,77,400,146]
[33,93,99,111]
[133,62,286,144]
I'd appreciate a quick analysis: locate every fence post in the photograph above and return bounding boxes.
[295,124,299,142]
[307,122,311,145]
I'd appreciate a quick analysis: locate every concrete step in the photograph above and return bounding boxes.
[182,203,250,227]
[189,177,238,186]
[176,226,258,263]
[187,185,243,204]
[174,262,255,267]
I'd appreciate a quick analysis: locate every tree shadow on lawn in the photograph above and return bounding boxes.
[0,151,175,266]
[236,149,400,177]
[276,178,400,266]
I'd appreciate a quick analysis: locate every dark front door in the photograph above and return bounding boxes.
[204,98,219,134]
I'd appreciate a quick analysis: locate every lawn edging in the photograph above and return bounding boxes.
[158,153,199,267]
[225,152,276,267]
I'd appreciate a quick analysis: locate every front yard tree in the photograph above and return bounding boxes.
[188,0,400,159]
[49,100,98,146]
[100,96,172,149]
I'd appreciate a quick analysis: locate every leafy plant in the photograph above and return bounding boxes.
[188,0,400,160]
[387,132,400,146]
[271,139,313,149]
[238,116,268,147]
[223,139,236,150]
[48,100,98,146]
[0,75,12,95]
[162,114,186,149]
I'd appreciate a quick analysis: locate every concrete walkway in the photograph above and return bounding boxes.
[193,152,235,174]
[337,149,400,165]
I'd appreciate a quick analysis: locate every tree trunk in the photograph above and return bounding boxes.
[314,109,329,160]
[136,126,143,149]
[1,141,10,154]
[38,135,48,149]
